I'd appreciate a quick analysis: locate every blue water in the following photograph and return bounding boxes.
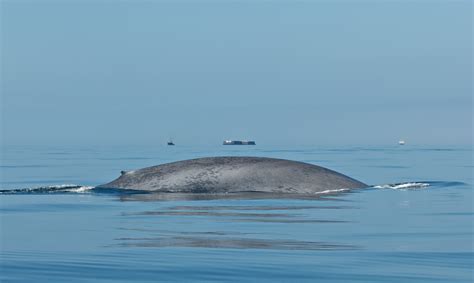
[1,145,472,282]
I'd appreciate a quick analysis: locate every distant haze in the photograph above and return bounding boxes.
[1,0,472,146]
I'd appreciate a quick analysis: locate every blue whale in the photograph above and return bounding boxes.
[97,157,367,194]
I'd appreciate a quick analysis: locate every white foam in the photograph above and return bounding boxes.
[314,188,350,195]
[64,186,95,193]
[47,184,79,189]
[373,182,430,190]
[0,184,95,194]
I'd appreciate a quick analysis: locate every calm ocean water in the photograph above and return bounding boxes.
[0,145,472,282]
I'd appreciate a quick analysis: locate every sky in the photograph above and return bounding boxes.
[1,0,472,146]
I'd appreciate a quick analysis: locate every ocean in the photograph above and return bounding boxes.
[0,144,472,282]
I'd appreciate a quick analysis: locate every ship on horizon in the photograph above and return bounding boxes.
[223,140,256,145]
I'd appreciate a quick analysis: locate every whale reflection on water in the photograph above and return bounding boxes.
[115,202,358,250]
[117,191,357,202]
[116,236,359,250]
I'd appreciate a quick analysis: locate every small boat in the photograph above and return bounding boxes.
[167,139,175,146]
[398,140,406,145]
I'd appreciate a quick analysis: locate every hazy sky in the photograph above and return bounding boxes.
[1,0,472,146]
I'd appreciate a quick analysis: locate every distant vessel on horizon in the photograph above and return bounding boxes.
[398,140,406,145]
[167,138,175,146]
[223,140,256,145]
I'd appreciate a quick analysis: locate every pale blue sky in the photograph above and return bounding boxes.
[1,0,472,146]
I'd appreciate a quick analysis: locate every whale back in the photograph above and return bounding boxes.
[97,157,367,194]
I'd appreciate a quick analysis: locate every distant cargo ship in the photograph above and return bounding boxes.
[223,140,256,145]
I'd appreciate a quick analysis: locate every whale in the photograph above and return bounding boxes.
[97,157,367,195]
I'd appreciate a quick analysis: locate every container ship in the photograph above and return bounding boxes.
[223,140,256,145]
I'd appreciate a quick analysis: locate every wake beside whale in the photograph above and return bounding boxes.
[97,157,367,194]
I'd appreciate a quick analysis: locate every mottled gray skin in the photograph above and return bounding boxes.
[98,157,367,194]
